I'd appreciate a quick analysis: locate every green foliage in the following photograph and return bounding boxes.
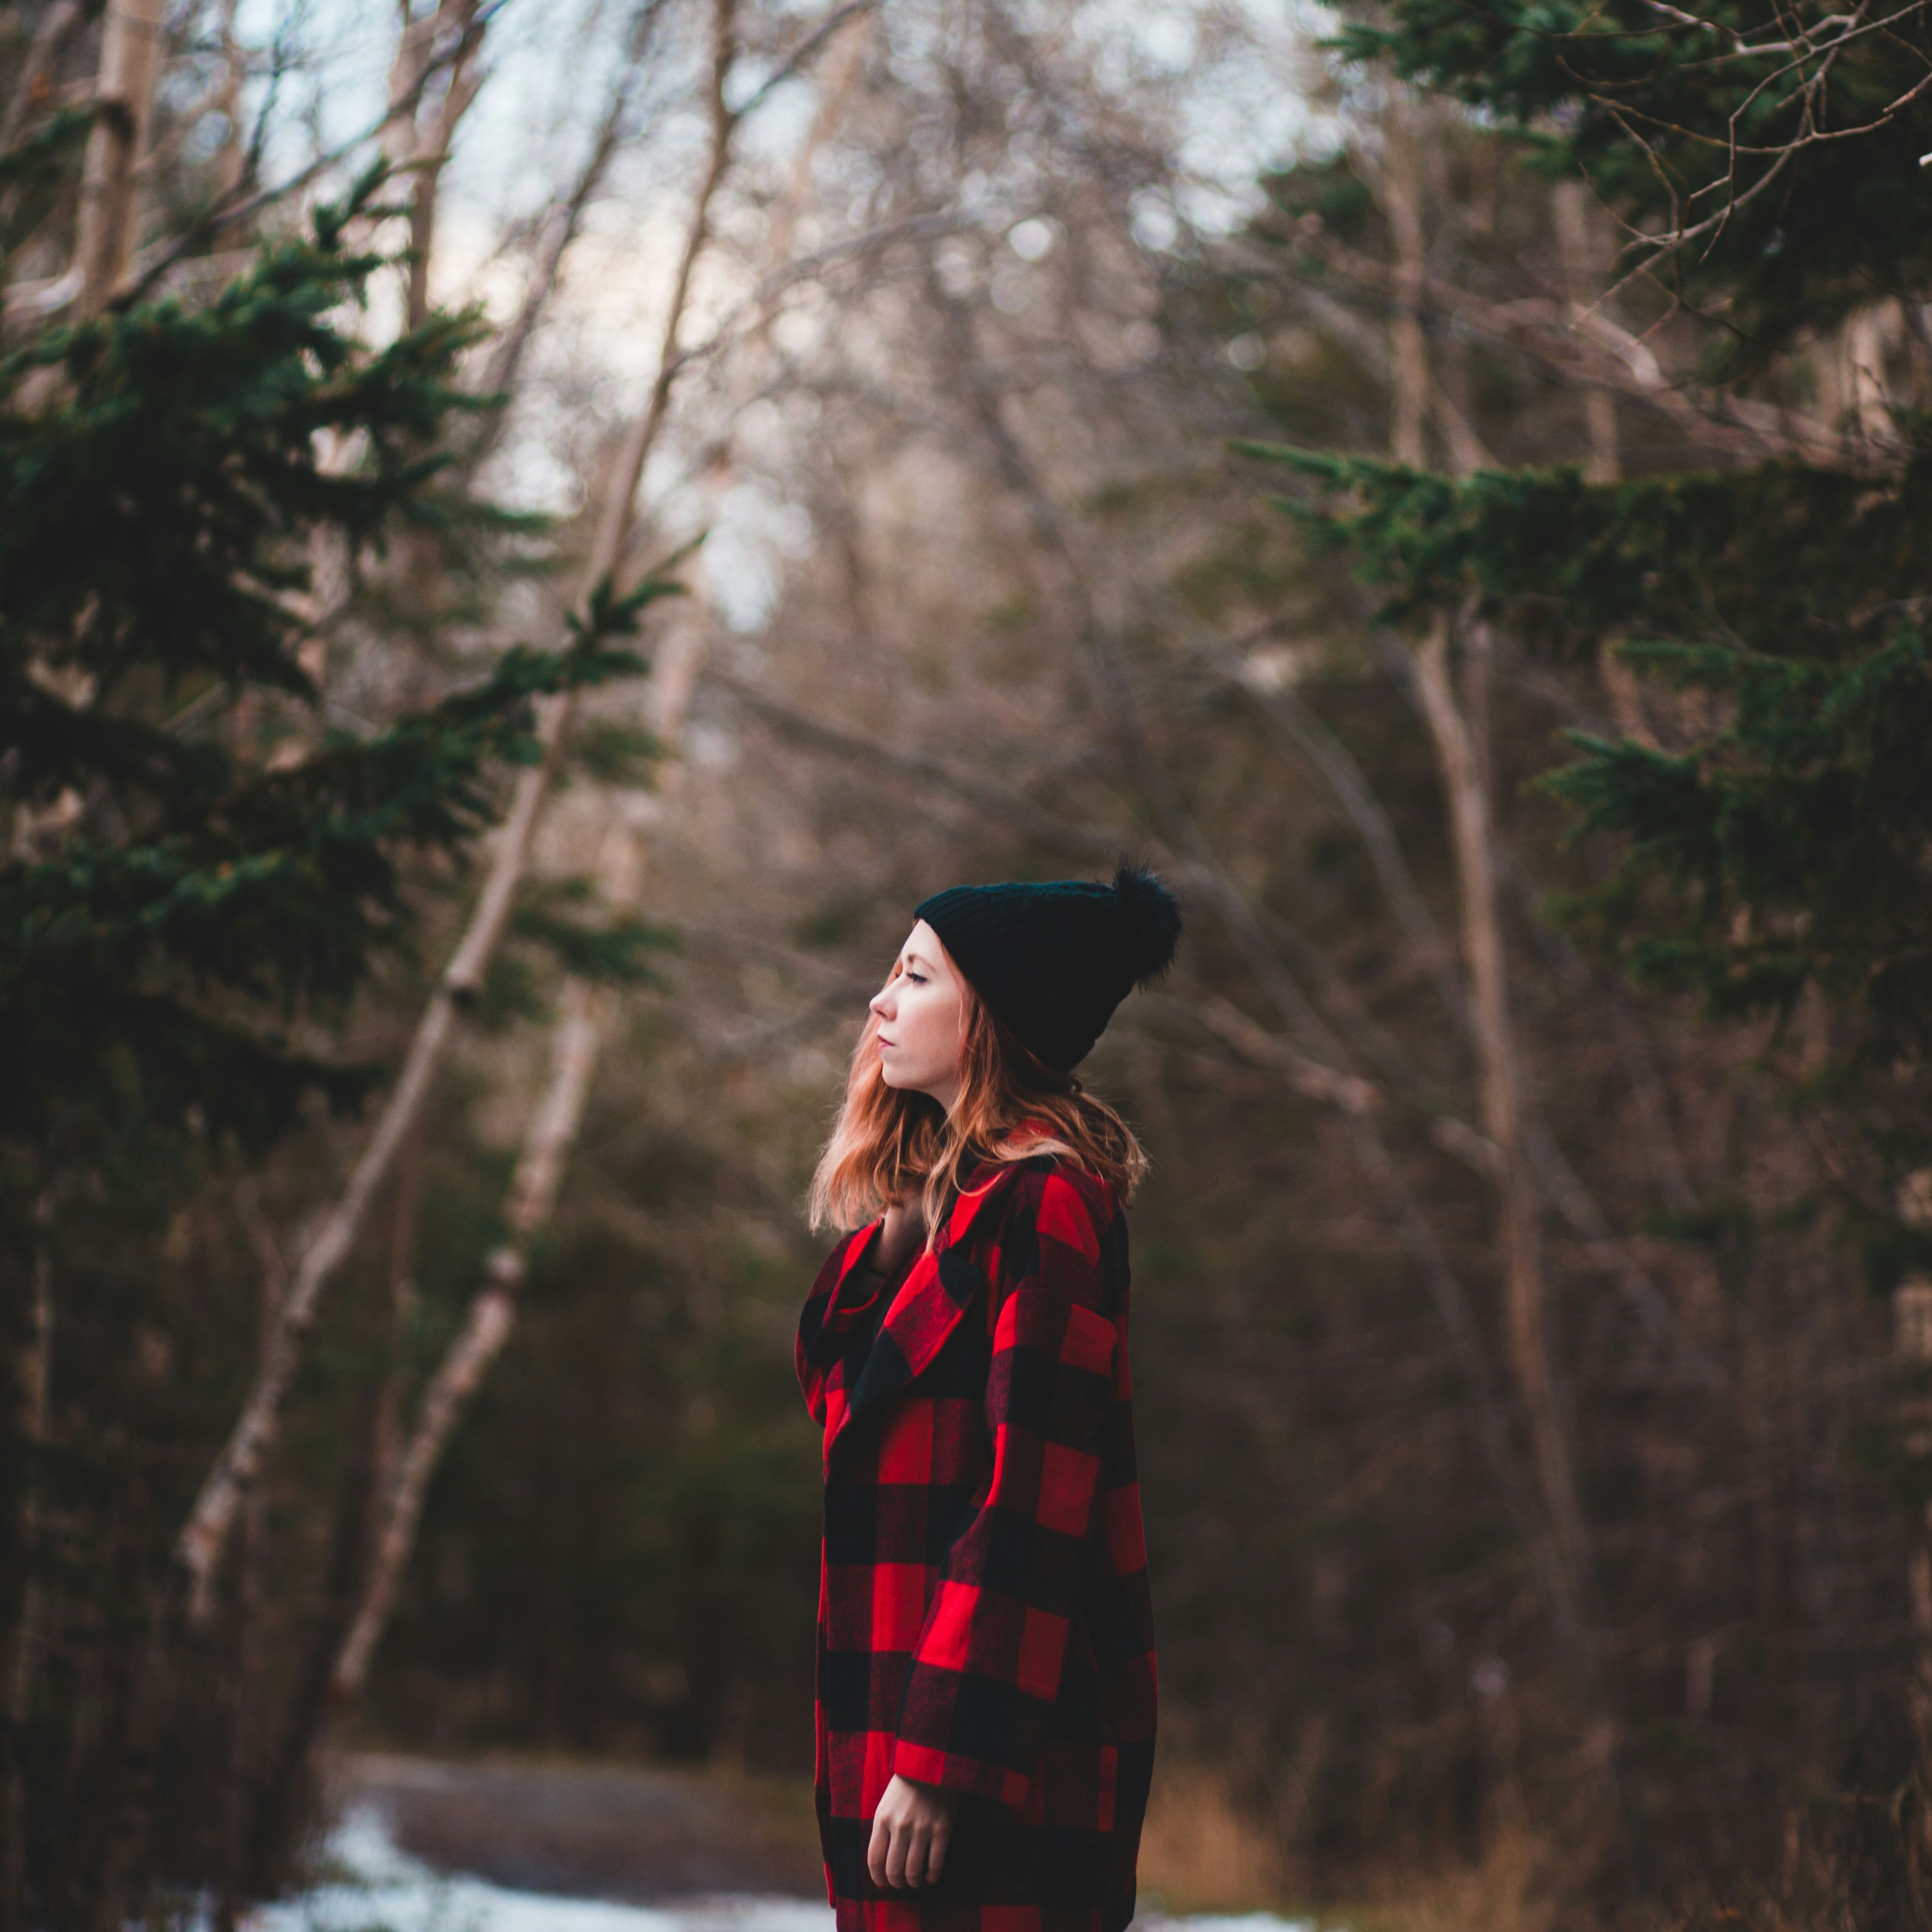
[0,104,91,195]
[1260,151,1381,249]
[512,882,679,989]
[1334,0,1932,364]
[1236,437,1932,643]
[0,179,652,1152]
[1240,436,1932,1066]
[1241,0,1932,1403]
[571,719,662,786]
[1242,432,1932,1092]
[1546,629,1932,1063]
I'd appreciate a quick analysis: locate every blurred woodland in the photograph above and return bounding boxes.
[5,0,1932,1925]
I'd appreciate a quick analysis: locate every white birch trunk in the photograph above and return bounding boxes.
[1846,305,1893,452]
[175,717,564,1621]
[173,0,759,1622]
[1383,102,1430,470]
[1552,184,1622,489]
[75,0,167,313]
[328,0,885,1702]
[334,616,709,1700]
[178,0,742,1644]
[328,966,607,1692]
[396,1,485,332]
[1413,619,1589,1576]
[459,0,674,483]
[1386,106,1592,1583]
[331,966,611,1695]
[1552,182,1654,746]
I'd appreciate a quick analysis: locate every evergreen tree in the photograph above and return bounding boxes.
[0,173,658,1915]
[1,172,649,1178]
[1245,0,1932,1198]
[1229,7,1932,1907]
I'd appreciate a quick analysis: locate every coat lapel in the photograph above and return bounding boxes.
[796,1224,886,1445]
[821,1164,1015,1465]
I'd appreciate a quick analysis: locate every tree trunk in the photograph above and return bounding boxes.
[1552,181,1654,746]
[1551,183,1621,489]
[1376,104,1639,1858]
[175,0,745,1598]
[331,530,713,1706]
[1386,99,1592,1588]
[1895,1174,1932,1869]
[1845,304,1893,453]
[588,0,740,585]
[324,0,877,1705]
[205,0,249,203]
[229,1149,416,1893]
[76,1581,179,1932]
[244,1287,396,1891]
[174,711,565,1622]
[211,1184,284,1932]
[377,1,488,643]
[458,0,676,483]
[1412,617,1590,1578]
[0,1224,52,1932]
[75,0,167,313]
[330,968,612,1699]
[1383,101,1430,470]
[236,0,747,1724]
[388,0,486,334]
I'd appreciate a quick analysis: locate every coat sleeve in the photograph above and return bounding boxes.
[889,1166,1118,1809]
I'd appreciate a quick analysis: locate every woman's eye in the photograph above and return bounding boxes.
[904,972,926,984]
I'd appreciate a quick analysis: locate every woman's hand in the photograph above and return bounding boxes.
[867,1772,961,1889]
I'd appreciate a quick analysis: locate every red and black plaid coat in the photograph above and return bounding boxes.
[796,1152,1158,1932]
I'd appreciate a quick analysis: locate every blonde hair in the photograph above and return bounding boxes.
[807,941,1148,1241]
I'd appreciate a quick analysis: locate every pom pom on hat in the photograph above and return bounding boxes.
[1113,863,1183,988]
[912,863,1184,1073]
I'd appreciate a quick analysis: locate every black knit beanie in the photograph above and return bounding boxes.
[913,864,1183,1073]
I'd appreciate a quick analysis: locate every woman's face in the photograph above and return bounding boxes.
[869,918,966,1115]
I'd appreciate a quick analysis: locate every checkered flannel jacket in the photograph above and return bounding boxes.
[796,1153,1158,1932]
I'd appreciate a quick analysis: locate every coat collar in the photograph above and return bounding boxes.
[812,1158,1024,1467]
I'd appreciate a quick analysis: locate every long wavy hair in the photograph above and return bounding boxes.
[807,941,1148,1243]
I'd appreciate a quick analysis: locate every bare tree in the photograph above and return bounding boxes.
[1378,101,1594,1599]
[170,0,810,1624]
[328,4,877,1704]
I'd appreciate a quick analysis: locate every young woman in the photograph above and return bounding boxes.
[796,866,1181,1932]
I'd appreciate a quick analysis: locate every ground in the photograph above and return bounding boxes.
[325,1752,828,1901]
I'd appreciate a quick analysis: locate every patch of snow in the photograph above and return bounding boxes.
[242,1806,833,1932]
[1141,1916,1318,1932]
[246,1807,1331,1932]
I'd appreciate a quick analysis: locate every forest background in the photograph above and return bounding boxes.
[5,0,1932,1925]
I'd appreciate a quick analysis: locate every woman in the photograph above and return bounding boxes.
[796,865,1181,1932]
